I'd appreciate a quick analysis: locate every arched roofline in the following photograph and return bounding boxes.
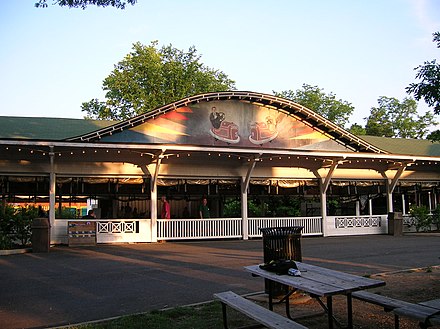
[67,91,386,154]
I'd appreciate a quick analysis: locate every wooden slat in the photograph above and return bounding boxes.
[419,298,440,309]
[394,304,440,322]
[244,265,342,296]
[352,291,414,310]
[296,262,385,290]
[214,291,307,329]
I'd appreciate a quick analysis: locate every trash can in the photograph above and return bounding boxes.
[260,226,303,295]
[31,217,50,252]
[388,212,403,236]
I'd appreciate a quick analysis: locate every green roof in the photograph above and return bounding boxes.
[0,116,116,140]
[1,116,440,157]
[360,135,440,157]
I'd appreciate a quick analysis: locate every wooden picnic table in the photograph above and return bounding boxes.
[245,262,385,329]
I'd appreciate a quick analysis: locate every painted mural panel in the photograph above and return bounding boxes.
[102,100,346,150]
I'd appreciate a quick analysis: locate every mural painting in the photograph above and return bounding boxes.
[102,100,338,150]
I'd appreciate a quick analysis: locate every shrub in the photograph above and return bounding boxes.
[409,205,431,232]
[431,205,440,231]
[0,204,37,249]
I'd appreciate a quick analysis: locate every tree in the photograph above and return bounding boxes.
[82,41,235,120]
[407,32,440,114]
[35,0,137,9]
[348,123,366,135]
[365,96,436,138]
[274,84,354,128]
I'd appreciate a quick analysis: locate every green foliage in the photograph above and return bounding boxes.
[274,84,354,128]
[35,0,136,9]
[348,123,366,135]
[427,129,440,142]
[431,204,440,231]
[365,96,436,138]
[222,196,301,218]
[14,206,38,246]
[222,199,241,217]
[82,41,236,120]
[0,204,37,249]
[409,205,431,232]
[407,32,440,115]
[56,207,78,219]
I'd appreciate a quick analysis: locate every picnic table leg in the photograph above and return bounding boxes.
[347,293,353,329]
[267,279,274,311]
[220,302,229,329]
[327,296,334,329]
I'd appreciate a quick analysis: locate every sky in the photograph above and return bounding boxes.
[0,0,439,127]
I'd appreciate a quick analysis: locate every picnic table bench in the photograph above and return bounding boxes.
[352,291,440,328]
[214,291,307,329]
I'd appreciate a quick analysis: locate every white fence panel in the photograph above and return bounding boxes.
[248,217,322,237]
[326,215,387,236]
[157,218,242,240]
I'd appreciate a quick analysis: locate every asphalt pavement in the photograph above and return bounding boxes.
[1,234,439,329]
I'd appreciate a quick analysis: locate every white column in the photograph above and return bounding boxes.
[150,178,158,242]
[355,200,360,216]
[369,198,373,216]
[386,180,393,213]
[401,194,406,215]
[49,147,56,240]
[241,179,249,240]
[320,180,328,237]
[428,191,432,213]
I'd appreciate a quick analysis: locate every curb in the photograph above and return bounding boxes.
[0,248,32,256]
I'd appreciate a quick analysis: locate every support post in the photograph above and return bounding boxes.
[401,194,406,215]
[320,184,327,237]
[49,146,56,242]
[386,180,393,213]
[150,178,158,242]
[315,159,343,237]
[241,179,248,240]
[149,150,165,243]
[241,155,261,240]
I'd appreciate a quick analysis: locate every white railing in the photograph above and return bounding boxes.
[157,218,242,240]
[248,217,322,237]
[52,214,410,244]
[96,219,151,243]
[326,215,387,236]
[157,216,322,240]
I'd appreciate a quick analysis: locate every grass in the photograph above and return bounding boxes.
[66,301,257,329]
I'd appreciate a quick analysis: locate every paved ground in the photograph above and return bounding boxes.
[0,234,439,329]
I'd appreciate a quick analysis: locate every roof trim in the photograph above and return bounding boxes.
[67,91,387,154]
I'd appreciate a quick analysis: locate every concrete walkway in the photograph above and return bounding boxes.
[1,234,439,329]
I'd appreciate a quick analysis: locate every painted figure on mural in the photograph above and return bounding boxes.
[161,195,171,219]
[199,197,210,219]
[209,106,240,144]
[249,114,284,145]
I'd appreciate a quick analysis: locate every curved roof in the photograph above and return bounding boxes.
[67,91,386,154]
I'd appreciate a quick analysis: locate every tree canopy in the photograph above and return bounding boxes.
[364,96,436,139]
[35,0,137,9]
[82,41,235,120]
[406,31,440,114]
[274,84,354,128]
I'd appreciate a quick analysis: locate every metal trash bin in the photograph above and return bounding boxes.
[260,226,303,295]
[31,217,50,253]
[388,212,403,236]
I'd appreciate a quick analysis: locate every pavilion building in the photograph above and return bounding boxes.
[1,91,439,244]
